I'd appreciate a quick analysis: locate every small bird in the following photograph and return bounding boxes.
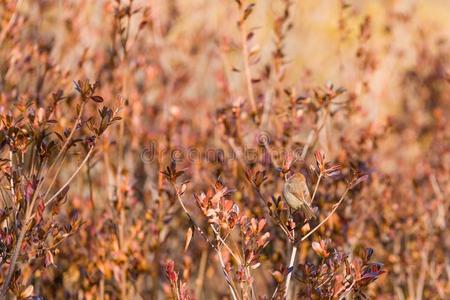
[283,173,316,220]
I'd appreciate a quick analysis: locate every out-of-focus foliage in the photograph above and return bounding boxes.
[0,0,449,299]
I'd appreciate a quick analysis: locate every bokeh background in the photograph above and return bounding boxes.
[1,0,449,299]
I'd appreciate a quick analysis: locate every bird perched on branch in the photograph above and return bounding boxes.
[283,173,316,220]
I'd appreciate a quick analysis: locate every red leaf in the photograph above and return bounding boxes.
[90,95,104,103]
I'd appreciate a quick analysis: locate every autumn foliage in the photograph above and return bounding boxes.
[0,0,449,299]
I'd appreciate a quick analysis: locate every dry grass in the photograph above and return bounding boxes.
[0,0,449,299]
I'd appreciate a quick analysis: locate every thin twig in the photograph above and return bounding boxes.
[26,147,94,224]
[217,248,240,300]
[285,240,298,299]
[260,90,273,129]
[300,108,329,161]
[0,208,27,297]
[271,285,279,300]
[195,249,208,299]
[0,125,91,298]
[171,183,217,251]
[43,101,86,199]
[8,151,15,200]
[311,174,322,203]
[239,16,258,122]
[301,187,349,242]
[116,111,127,300]
[211,225,241,264]
[284,186,350,299]
[45,146,95,207]
[0,0,23,45]
[338,280,356,300]
[170,183,239,300]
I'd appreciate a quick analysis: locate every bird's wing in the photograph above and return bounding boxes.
[289,190,307,203]
[287,183,312,204]
[303,186,312,204]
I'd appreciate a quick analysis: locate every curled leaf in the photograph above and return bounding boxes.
[349,174,369,189]
[90,95,104,103]
[184,226,193,252]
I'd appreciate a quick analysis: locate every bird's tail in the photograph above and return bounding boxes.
[302,204,316,220]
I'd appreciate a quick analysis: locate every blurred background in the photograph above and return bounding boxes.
[1,0,449,299]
